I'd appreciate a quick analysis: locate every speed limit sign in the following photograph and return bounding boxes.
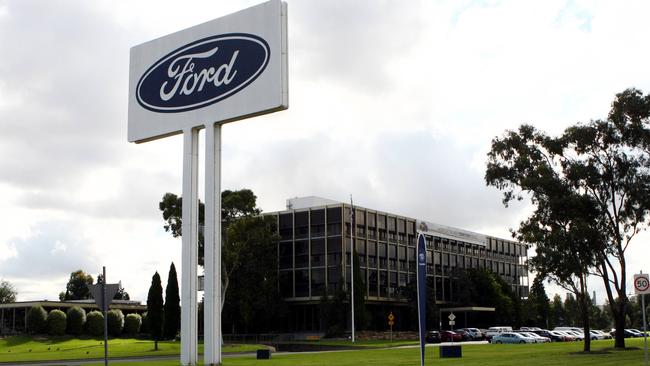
[634,273,650,295]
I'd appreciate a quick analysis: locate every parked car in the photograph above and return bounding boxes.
[534,329,564,342]
[566,330,585,341]
[610,329,639,338]
[440,330,462,342]
[552,330,575,341]
[520,327,543,332]
[454,329,472,341]
[425,331,441,343]
[457,327,483,340]
[589,330,605,340]
[591,330,612,339]
[491,332,537,344]
[520,332,551,343]
[628,329,645,337]
[485,326,513,340]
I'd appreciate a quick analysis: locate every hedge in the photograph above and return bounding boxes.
[26,305,47,334]
[107,309,124,337]
[124,313,142,335]
[66,306,86,335]
[47,309,67,336]
[86,310,104,337]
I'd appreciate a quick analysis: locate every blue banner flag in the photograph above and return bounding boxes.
[417,233,427,366]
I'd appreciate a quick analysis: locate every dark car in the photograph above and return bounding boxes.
[534,329,564,342]
[426,331,441,343]
[610,329,639,338]
[440,330,463,342]
[454,329,472,341]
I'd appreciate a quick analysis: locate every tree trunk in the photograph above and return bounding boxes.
[614,302,626,348]
[578,292,591,352]
[154,339,158,351]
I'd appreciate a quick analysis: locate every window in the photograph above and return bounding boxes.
[295,269,309,297]
[295,211,309,239]
[279,242,293,269]
[279,213,293,240]
[295,240,309,268]
[311,268,325,296]
[279,270,293,298]
[310,209,325,237]
[311,239,325,267]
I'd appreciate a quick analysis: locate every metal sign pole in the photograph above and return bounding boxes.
[180,128,199,365]
[205,122,223,365]
[642,292,647,366]
[102,266,108,366]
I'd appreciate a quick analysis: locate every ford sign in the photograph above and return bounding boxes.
[136,34,270,113]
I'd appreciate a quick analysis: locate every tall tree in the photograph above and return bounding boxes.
[550,294,565,328]
[528,274,550,328]
[159,189,281,330]
[351,248,370,330]
[61,270,94,301]
[147,272,164,350]
[485,88,650,348]
[163,263,181,339]
[0,279,17,303]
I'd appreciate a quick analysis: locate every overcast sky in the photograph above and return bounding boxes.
[1,0,649,305]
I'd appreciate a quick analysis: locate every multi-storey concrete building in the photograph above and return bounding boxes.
[268,197,529,332]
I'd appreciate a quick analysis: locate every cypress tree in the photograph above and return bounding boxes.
[147,271,164,350]
[163,262,181,339]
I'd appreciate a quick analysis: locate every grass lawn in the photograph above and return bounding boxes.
[86,338,649,366]
[0,335,262,363]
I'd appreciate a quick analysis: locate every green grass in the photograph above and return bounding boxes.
[0,335,262,363]
[86,338,649,366]
[292,339,418,348]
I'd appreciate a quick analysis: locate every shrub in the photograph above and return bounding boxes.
[86,310,104,337]
[66,306,86,335]
[26,305,47,334]
[107,309,124,337]
[124,313,142,335]
[47,309,67,336]
[140,312,149,334]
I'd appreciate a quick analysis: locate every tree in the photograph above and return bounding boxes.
[47,309,67,336]
[351,248,370,331]
[163,263,181,339]
[0,280,17,303]
[124,313,142,335]
[550,294,565,328]
[485,88,650,349]
[61,270,94,301]
[107,309,125,337]
[66,306,86,335]
[159,189,283,331]
[26,305,47,334]
[86,311,104,337]
[147,271,164,350]
[563,294,580,327]
[528,275,550,328]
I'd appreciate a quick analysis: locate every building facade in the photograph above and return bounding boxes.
[268,197,529,332]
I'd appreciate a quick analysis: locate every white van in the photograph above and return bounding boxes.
[486,326,513,340]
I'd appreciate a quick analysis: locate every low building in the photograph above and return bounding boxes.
[0,300,146,335]
[267,196,529,332]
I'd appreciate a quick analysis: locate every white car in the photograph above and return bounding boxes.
[592,330,612,339]
[521,332,550,343]
[491,332,537,344]
[589,330,605,340]
[566,330,585,340]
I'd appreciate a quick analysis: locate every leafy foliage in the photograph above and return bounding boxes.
[147,272,164,349]
[26,305,47,334]
[163,263,180,339]
[61,270,94,301]
[66,306,86,335]
[124,313,142,335]
[86,311,104,337]
[47,309,67,336]
[485,88,650,348]
[0,279,17,303]
[107,309,124,337]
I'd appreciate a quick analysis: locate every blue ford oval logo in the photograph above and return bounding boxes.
[136,33,270,113]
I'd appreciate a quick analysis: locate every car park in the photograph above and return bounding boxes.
[426,331,441,343]
[454,329,472,341]
[611,329,640,338]
[566,330,585,341]
[629,329,645,337]
[591,330,612,339]
[491,332,537,344]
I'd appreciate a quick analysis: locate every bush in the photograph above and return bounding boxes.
[107,309,124,337]
[26,305,47,334]
[86,311,104,337]
[140,312,149,334]
[66,306,86,335]
[124,313,142,335]
[47,309,67,336]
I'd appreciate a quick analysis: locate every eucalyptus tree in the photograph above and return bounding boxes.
[486,88,650,349]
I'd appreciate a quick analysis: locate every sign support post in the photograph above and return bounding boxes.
[634,271,650,366]
[102,266,108,366]
[204,122,222,365]
[180,129,199,365]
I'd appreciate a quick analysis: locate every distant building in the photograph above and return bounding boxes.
[266,196,529,332]
[0,300,146,335]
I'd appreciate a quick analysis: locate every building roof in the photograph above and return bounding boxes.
[0,300,146,311]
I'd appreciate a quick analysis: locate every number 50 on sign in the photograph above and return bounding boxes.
[634,273,650,295]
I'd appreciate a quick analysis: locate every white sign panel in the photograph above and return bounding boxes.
[635,273,650,295]
[128,0,288,143]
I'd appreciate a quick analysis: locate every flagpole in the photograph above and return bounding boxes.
[350,195,355,343]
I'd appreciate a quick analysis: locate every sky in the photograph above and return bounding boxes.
[1,0,650,305]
